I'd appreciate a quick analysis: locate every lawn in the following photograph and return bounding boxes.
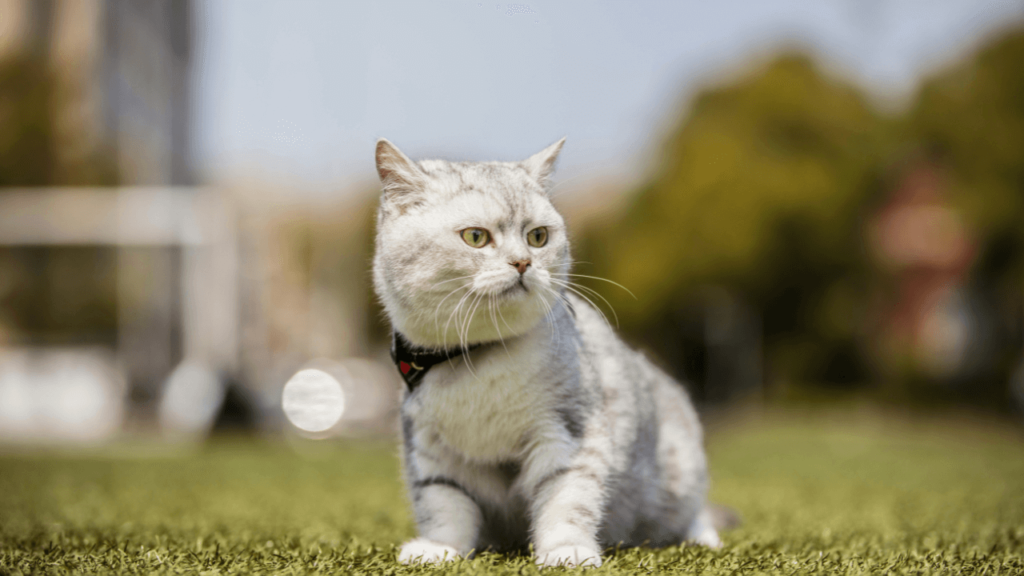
[1,409,1023,575]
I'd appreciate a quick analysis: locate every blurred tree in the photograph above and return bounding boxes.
[907,29,1024,405]
[579,32,1024,404]
[579,56,891,396]
[909,30,1024,282]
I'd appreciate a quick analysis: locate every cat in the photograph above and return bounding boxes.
[372,138,722,567]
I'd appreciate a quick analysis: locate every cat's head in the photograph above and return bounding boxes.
[372,138,570,349]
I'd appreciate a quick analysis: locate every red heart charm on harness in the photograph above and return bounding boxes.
[400,361,411,375]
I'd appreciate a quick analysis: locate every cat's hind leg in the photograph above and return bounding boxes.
[685,507,722,548]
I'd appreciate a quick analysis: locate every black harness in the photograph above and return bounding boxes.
[388,301,573,391]
[389,331,481,391]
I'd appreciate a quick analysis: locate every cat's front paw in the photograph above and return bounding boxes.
[536,545,603,568]
[397,538,461,564]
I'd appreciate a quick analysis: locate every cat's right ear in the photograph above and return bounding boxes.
[523,137,566,190]
[376,139,425,207]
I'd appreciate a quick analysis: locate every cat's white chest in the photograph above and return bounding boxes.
[409,345,555,462]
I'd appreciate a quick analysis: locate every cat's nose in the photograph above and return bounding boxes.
[510,259,531,274]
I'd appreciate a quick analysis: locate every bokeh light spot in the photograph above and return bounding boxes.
[281,369,345,433]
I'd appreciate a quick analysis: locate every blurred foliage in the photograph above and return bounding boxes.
[578,30,1024,400]
[902,31,1024,406]
[599,56,884,306]
[0,53,119,187]
[0,52,120,345]
[580,55,890,390]
[908,31,1024,285]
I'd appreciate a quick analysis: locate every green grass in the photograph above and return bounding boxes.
[2,410,1023,575]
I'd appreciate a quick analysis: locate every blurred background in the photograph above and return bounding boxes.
[1,0,1024,445]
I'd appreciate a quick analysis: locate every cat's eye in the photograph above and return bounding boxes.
[527,227,548,247]
[461,228,490,248]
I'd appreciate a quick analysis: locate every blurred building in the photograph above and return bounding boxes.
[0,0,194,184]
[0,0,218,441]
[866,157,1015,390]
[0,1,396,442]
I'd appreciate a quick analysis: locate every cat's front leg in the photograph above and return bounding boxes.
[399,476,483,563]
[398,449,484,564]
[525,443,610,568]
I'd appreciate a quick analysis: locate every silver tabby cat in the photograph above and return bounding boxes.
[372,138,721,567]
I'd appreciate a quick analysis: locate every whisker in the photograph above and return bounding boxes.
[456,291,475,351]
[548,289,601,373]
[460,291,487,376]
[550,279,616,328]
[494,294,521,342]
[433,282,473,340]
[462,290,484,348]
[489,294,511,359]
[444,287,476,353]
[549,278,621,327]
[430,274,478,290]
[458,290,484,377]
[536,285,560,345]
[546,172,590,201]
[549,273,637,300]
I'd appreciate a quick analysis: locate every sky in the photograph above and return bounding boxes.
[193,0,1024,196]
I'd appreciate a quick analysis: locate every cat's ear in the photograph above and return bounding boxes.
[523,137,566,189]
[376,139,425,202]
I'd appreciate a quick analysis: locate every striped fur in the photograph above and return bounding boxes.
[373,139,720,567]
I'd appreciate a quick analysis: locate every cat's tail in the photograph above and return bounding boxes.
[706,503,742,531]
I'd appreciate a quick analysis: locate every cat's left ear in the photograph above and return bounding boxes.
[523,137,566,190]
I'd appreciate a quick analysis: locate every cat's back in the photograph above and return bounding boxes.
[568,293,704,447]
